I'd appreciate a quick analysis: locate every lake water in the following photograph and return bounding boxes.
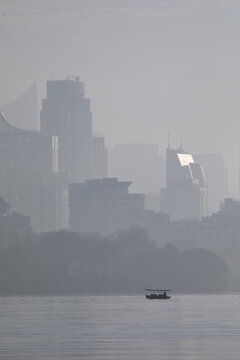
[0,294,240,359]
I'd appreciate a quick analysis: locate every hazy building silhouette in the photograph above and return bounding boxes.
[0,112,52,203]
[0,81,38,131]
[168,198,240,254]
[41,77,92,182]
[92,134,108,179]
[194,153,228,214]
[0,196,10,217]
[0,111,63,233]
[160,146,207,220]
[0,196,32,249]
[69,178,145,235]
[108,143,165,213]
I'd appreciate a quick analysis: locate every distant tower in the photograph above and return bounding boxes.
[40,77,92,182]
[161,146,207,220]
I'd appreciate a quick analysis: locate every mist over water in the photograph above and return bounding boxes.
[1,294,240,359]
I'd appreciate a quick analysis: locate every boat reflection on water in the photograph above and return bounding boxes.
[145,289,171,300]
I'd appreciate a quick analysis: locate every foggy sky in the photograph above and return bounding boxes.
[1,0,240,192]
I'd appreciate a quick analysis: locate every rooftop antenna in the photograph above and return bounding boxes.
[168,133,170,149]
[67,76,79,81]
[180,135,183,151]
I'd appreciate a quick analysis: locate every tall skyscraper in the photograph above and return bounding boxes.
[0,111,55,232]
[160,146,207,220]
[40,77,92,182]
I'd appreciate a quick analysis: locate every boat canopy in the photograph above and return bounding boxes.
[145,289,171,292]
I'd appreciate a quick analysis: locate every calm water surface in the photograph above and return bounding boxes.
[0,294,240,359]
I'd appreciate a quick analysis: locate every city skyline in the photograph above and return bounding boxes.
[1,1,240,193]
[0,75,233,221]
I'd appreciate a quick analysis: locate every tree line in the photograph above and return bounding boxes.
[0,228,229,295]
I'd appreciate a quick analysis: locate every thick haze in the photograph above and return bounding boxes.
[1,0,240,191]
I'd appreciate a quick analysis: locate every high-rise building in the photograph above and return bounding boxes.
[0,112,52,202]
[160,146,207,220]
[40,77,92,182]
[0,111,56,232]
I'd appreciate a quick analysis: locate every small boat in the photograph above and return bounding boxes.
[145,289,171,299]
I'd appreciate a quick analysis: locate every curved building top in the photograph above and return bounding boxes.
[0,111,40,144]
[0,81,37,131]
